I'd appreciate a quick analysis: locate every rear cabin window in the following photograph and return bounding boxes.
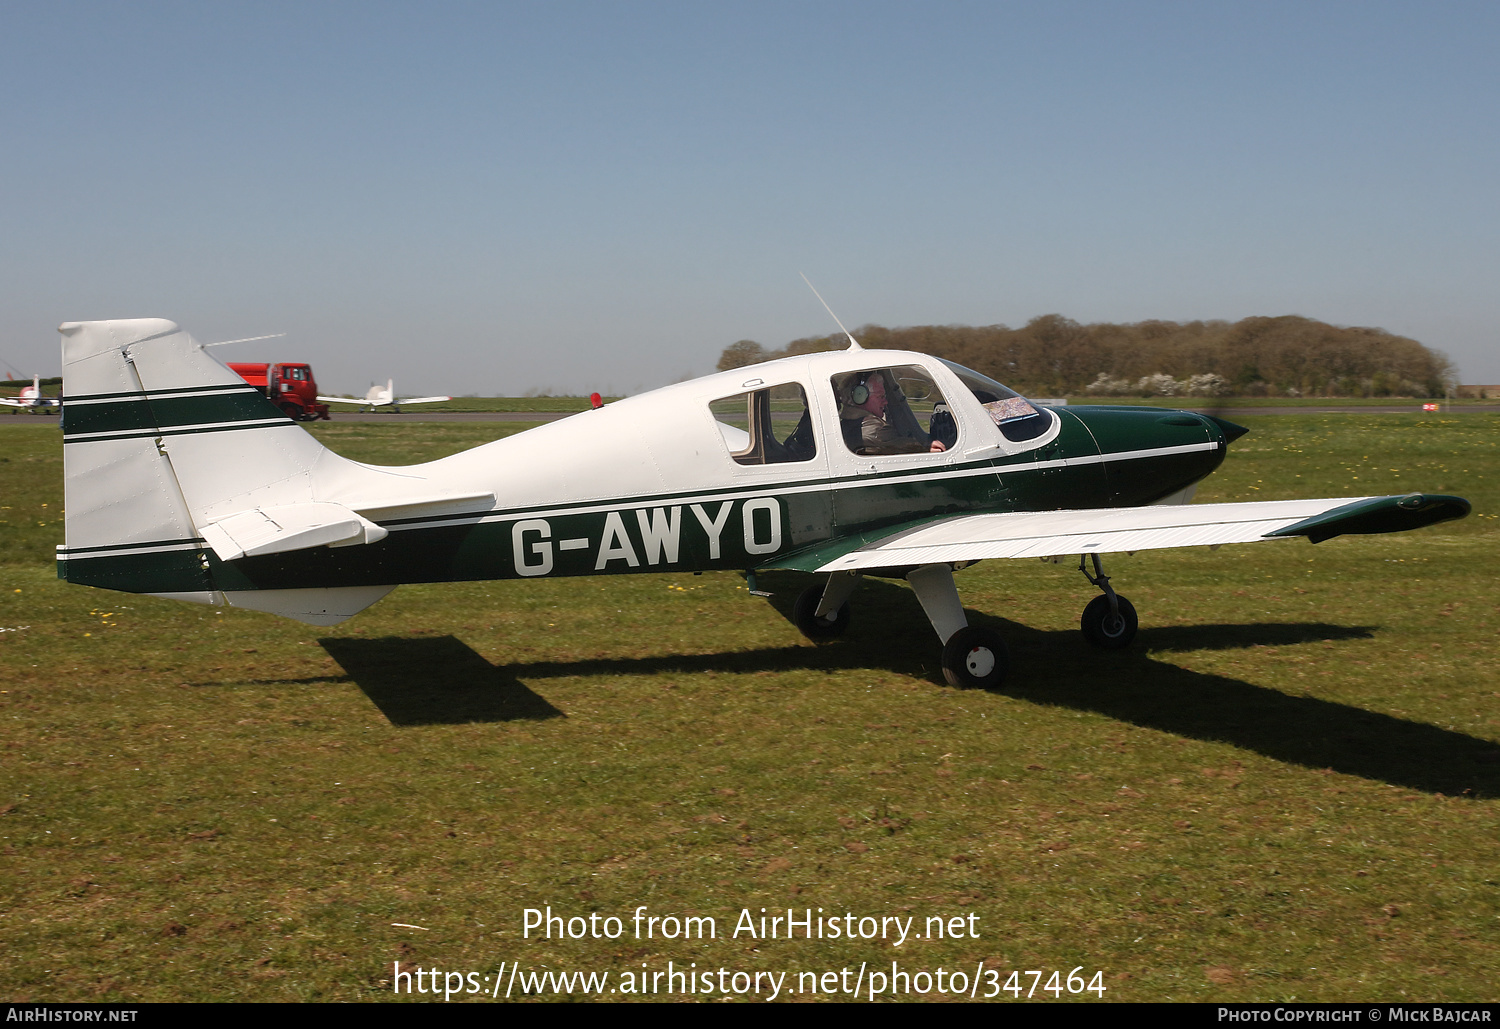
[709,383,816,465]
[831,365,958,455]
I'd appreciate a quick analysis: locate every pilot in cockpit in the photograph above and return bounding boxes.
[839,370,946,455]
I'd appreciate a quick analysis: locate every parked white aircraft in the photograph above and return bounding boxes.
[0,375,60,414]
[55,318,1469,688]
[317,380,451,413]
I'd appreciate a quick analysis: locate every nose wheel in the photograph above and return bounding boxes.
[1080,593,1138,649]
[1078,554,1138,649]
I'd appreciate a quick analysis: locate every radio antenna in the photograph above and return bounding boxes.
[799,273,862,351]
[204,332,286,349]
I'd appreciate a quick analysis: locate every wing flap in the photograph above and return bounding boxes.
[814,494,1468,573]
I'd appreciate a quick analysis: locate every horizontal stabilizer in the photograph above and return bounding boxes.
[199,503,388,562]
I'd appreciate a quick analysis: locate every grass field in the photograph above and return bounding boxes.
[1,414,1496,1003]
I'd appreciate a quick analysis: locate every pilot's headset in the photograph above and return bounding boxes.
[847,371,880,407]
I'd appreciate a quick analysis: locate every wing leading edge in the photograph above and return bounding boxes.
[808,494,1470,573]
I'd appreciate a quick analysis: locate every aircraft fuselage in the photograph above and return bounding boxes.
[61,347,1236,596]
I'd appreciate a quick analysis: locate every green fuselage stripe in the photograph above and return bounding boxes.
[63,389,288,439]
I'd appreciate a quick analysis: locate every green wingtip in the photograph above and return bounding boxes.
[1267,494,1471,544]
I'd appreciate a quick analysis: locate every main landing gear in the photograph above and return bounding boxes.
[793,572,855,638]
[789,552,1138,689]
[1078,553,1138,650]
[793,564,1009,690]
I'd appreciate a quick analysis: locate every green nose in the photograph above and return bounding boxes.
[1204,415,1249,443]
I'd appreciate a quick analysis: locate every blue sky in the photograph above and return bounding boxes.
[3,1,1497,394]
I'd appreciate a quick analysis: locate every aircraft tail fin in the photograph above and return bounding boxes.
[57,318,395,624]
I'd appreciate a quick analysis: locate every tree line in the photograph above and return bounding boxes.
[716,315,1454,398]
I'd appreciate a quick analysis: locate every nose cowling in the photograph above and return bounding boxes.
[1065,405,1242,507]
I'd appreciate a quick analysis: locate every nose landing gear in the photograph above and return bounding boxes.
[1078,553,1138,649]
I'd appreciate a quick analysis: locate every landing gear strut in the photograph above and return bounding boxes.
[792,570,860,639]
[1078,553,1138,649]
[906,563,1008,689]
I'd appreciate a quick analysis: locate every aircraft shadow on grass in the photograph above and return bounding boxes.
[316,577,1498,799]
[319,636,565,726]
[764,576,1500,799]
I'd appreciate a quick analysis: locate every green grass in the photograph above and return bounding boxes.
[301,421,540,464]
[1,416,1496,1002]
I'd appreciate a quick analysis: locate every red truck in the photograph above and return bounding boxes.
[228,362,330,422]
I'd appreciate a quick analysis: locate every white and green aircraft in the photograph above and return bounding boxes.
[56,318,1469,688]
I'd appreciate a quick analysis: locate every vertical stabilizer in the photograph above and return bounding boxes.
[58,319,395,624]
[58,319,219,601]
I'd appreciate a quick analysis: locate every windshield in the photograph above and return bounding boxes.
[936,359,1053,443]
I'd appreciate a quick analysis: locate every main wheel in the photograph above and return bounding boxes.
[793,585,850,639]
[1080,594,1138,649]
[941,626,1008,689]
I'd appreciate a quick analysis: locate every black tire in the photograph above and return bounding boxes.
[793,584,850,639]
[941,626,1008,689]
[1081,594,1138,650]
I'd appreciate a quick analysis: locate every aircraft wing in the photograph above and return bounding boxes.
[781,494,1470,574]
[394,395,451,405]
[316,395,365,405]
[0,397,26,408]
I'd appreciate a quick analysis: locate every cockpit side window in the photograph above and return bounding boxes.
[831,365,956,456]
[709,383,817,466]
[936,359,1053,443]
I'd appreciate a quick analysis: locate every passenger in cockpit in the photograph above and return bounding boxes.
[840,371,946,455]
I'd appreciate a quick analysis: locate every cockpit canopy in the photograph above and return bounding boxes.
[937,359,1051,442]
[706,353,1053,467]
